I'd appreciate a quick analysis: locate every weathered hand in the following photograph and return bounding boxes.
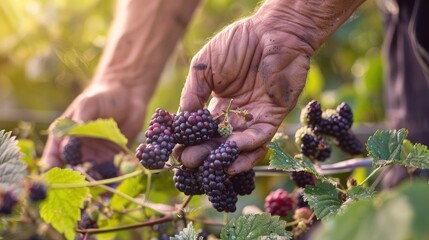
[178,10,315,175]
[41,82,147,174]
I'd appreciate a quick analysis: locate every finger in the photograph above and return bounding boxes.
[180,50,213,112]
[226,122,277,152]
[180,139,223,168]
[40,134,64,170]
[226,145,268,175]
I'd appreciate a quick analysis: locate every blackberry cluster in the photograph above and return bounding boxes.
[62,137,82,166]
[199,141,242,212]
[264,189,294,217]
[173,167,204,195]
[173,109,218,145]
[136,108,175,169]
[0,191,18,215]
[301,100,323,126]
[296,128,332,162]
[28,183,47,202]
[299,100,363,158]
[290,171,316,188]
[231,169,255,195]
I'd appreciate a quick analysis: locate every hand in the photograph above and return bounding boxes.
[177,9,315,175]
[41,82,147,173]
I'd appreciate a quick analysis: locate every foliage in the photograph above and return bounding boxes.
[0,130,27,191]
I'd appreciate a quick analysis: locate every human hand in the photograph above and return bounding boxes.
[41,82,148,175]
[177,8,317,175]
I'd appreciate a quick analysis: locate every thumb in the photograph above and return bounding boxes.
[180,51,212,112]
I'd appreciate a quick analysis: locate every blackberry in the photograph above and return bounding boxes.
[199,141,240,212]
[173,108,218,146]
[300,100,322,126]
[78,211,98,229]
[294,188,309,208]
[336,132,363,155]
[300,133,319,160]
[218,121,233,138]
[28,183,47,202]
[264,189,294,217]
[315,115,350,138]
[336,102,353,124]
[173,167,204,195]
[231,169,255,195]
[0,191,18,215]
[290,171,316,188]
[62,137,82,166]
[136,143,170,169]
[315,138,331,162]
[293,207,313,221]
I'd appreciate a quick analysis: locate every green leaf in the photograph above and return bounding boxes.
[401,143,429,169]
[51,118,128,150]
[347,186,375,200]
[110,175,145,211]
[268,142,335,185]
[367,129,408,167]
[311,182,429,240]
[303,182,341,220]
[40,168,89,240]
[220,213,291,240]
[170,222,198,240]
[17,139,37,173]
[0,130,27,190]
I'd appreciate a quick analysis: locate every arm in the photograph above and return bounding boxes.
[42,0,200,170]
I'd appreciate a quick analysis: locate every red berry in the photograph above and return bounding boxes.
[264,189,294,217]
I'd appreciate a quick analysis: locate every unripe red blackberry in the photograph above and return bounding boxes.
[300,100,323,126]
[0,191,18,215]
[173,167,204,195]
[62,137,82,166]
[231,169,255,196]
[28,183,47,202]
[264,189,294,217]
[290,171,316,188]
[293,207,313,221]
[173,108,218,146]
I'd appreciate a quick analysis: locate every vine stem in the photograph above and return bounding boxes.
[49,168,167,189]
[360,166,382,186]
[76,215,173,234]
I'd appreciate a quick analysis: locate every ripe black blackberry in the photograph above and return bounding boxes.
[62,137,82,166]
[0,191,18,215]
[28,183,47,202]
[301,100,323,126]
[173,167,204,195]
[294,188,309,208]
[336,102,353,125]
[315,115,350,138]
[336,132,363,155]
[78,211,98,229]
[208,182,238,212]
[315,138,331,162]
[173,108,218,146]
[300,133,320,160]
[136,143,170,169]
[290,171,316,188]
[207,141,239,169]
[231,169,255,195]
[264,189,294,217]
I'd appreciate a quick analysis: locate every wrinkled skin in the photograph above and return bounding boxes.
[41,5,316,174]
[178,12,315,175]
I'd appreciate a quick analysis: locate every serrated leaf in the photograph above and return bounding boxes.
[303,182,341,220]
[40,168,89,240]
[110,175,145,211]
[220,213,291,240]
[170,222,198,240]
[0,130,27,190]
[50,118,128,150]
[347,186,375,200]
[268,142,336,185]
[311,182,429,240]
[401,143,429,169]
[367,129,407,167]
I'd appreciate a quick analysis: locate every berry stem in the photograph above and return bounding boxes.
[359,166,382,186]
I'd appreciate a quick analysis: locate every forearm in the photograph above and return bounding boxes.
[93,0,200,100]
[254,0,365,52]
